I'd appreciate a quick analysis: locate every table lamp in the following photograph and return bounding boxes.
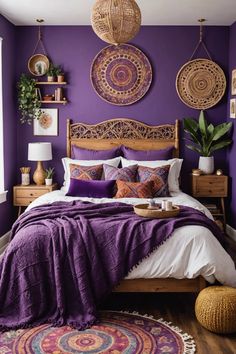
[28,142,52,185]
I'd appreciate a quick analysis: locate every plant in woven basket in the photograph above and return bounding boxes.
[184,111,232,174]
[17,74,41,124]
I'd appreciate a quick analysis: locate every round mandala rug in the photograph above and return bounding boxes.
[91,44,152,106]
[0,311,195,353]
[176,58,226,110]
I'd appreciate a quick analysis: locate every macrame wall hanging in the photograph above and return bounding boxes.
[176,19,226,110]
[28,19,50,76]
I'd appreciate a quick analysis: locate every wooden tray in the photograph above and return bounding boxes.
[134,204,180,219]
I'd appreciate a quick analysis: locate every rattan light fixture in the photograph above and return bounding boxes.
[91,0,141,45]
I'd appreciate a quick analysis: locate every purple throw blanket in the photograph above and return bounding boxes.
[0,201,223,331]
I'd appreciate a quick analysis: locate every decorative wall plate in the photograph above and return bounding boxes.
[91,44,152,105]
[28,54,50,76]
[176,58,226,110]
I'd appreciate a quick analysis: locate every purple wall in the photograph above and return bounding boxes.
[0,24,230,235]
[0,15,16,236]
[15,26,229,188]
[227,21,236,228]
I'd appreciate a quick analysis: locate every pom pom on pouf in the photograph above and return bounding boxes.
[195,286,236,334]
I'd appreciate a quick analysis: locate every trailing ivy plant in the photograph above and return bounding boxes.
[183,110,232,157]
[17,74,41,124]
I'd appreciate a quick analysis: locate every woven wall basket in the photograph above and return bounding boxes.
[176,58,226,110]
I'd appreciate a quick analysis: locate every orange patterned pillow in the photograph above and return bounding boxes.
[69,163,103,180]
[115,180,154,198]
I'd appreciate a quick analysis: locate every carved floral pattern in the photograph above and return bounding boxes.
[70,119,176,140]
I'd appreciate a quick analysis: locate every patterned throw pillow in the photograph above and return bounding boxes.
[115,180,154,198]
[69,163,103,180]
[103,164,137,182]
[137,165,170,197]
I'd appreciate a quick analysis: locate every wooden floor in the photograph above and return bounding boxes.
[101,292,236,354]
[101,236,236,354]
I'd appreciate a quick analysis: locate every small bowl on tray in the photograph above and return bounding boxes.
[134,204,180,219]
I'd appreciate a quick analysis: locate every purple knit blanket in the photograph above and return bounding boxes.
[0,201,223,331]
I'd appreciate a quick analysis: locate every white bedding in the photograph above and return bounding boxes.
[26,190,236,287]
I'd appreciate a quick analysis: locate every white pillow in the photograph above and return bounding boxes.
[121,157,183,193]
[61,157,121,192]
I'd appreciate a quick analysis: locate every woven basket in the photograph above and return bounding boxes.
[176,58,226,110]
[195,286,236,334]
[91,0,141,45]
[134,204,180,219]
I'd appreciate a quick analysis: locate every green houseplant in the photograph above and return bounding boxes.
[17,74,41,124]
[45,167,55,186]
[184,110,232,174]
[47,64,60,82]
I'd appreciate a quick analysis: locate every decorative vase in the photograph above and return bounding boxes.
[57,74,64,83]
[47,76,54,82]
[45,178,52,186]
[198,156,214,174]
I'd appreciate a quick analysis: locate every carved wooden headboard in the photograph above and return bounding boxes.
[67,118,180,158]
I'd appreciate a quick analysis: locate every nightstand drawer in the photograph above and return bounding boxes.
[14,197,35,206]
[192,175,228,197]
[15,188,49,198]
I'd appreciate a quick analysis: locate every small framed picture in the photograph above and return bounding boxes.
[33,108,58,136]
[230,98,236,119]
[231,69,236,95]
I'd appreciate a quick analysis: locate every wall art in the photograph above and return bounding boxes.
[33,108,58,136]
[230,98,236,119]
[91,44,152,106]
[231,69,236,95]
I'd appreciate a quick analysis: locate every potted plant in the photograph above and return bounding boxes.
[56,66,65,83]
[17,74,41,124]
[46,64,58,82]
[184,110,232,174]
[45,167,55,186]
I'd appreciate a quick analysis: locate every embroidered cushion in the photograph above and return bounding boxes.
[72,145,121,160]
[122,146,174,161]
[69,163,103,180]
[115,180,154,198]
[66,178,116,198]
[137,165,170,197]
[103,164,137,182]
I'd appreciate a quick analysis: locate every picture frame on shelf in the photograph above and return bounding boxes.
[33,108,58,136]
[231,69,236,95]
[230,98,236,119]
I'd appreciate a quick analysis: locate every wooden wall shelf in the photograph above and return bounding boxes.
[40,100,68,105]
[36,82,67,85]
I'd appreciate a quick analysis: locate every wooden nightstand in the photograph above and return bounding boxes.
[191,174,228,228]
[13,183,58,217]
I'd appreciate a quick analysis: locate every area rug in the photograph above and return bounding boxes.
[0,311,196,353]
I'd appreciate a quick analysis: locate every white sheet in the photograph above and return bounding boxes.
[26,190,236,287]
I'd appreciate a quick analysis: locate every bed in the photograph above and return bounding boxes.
[26,118,236,293]
[1,117,235,331]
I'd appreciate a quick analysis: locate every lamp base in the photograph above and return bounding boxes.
[33,161,46,185]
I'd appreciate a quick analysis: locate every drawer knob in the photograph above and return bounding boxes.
[30,193,33,196]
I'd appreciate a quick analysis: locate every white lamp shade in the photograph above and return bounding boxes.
[28,142,52,161]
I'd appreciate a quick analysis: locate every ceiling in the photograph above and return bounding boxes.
[0,0,236,26]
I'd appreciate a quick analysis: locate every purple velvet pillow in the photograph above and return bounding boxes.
[122,146,174,161]
[103,164,137,181]
[72,145,121,160]
[66,178,116,198]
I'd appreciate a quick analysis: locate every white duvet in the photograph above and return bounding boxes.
[26,190,236,287]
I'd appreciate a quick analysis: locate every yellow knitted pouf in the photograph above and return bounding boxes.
[195,286,236,334]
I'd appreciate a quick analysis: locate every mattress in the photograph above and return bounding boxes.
[26,190,236,287]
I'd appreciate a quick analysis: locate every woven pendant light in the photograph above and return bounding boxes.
[91,0,141,45]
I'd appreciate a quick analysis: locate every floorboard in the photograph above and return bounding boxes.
[101,293,236,354]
